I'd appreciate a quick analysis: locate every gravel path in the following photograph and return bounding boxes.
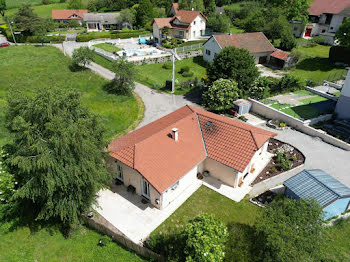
[54,42,200,128]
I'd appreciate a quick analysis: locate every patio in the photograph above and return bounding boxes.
[94,179,202,244]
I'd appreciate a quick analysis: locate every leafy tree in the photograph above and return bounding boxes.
[0,0,6,17]
[207,46,259,91]
[280,29,297,51]
[207,13,231,33]
[269,0,309,22]
[67,0,84,9]
[68,19,80,28]
[135,0,155,29]
[255,197,325,262]
[248,77,272,99]
[0,151,15,203]
[263,10,290,44]
[182,214,228,262]
[178,0,205,12]
[241,10,265,32]
[13,5,44,35]
[335,19,350,47]
[3,87,109,227]
[203,79,239,111]
[34,25,49,45]
[72,46,94,67]
[42,0,51,4]
[162,26,170,39]
[105,58,136,95]
[117,8,135,29]
[203,0,216,14]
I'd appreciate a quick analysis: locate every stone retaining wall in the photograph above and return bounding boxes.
[305,86,338,101]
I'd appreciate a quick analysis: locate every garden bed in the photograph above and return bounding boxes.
[251,139,305,185]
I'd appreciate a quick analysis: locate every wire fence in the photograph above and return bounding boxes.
[174,43,203,53]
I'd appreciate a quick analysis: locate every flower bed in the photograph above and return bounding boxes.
[251,139,305,185]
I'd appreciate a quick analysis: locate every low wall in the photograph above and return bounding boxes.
[83,213,163,261]
[248,98,350,151]
[322,80,342,90]
[305,86,338,101]
[249,164,305,197]
[304,114,332,125]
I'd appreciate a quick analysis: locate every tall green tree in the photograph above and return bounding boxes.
[178,0,205,12]
[105,58,136,95]
[203,0,215,14]
[280,29,297,51]
[263,9,290,43]
[207,46,259,91]
[255,197,325,262]
[72,46,94,67]
[269,0,309,22]
[207,13,231,33]
[0,0,6,17]
[67,0,84,9]
[3,87,109,227]
[135,0,155,29]
[14,5,44,35]
[336,19,350,47]
[116,8,135,29]
[203,79,239,111]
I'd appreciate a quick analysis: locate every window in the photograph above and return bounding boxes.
[116,164,123,181]
[171,181,179,191]
[243,173,249,180]
[322,29,326,33]
[193,21,196,25]
[205,49,211,55]
[142,179,150,199]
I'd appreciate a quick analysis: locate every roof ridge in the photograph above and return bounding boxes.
[305,170,340,198]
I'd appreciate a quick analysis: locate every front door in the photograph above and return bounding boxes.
[304,28,312,37]
[116,164,123,182]
[141,178,150,199]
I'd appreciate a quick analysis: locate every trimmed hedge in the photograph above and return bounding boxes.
[1,28,65,43]
[76,30,150,42]
[329,46,350,64]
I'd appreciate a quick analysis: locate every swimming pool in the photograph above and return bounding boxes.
[119,48,159,57]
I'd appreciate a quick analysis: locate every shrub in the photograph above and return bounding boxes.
[152,83,161,89]
[238,115,248,122]
[180,78,203,90]
[270,166,277,174]
[276,151,283,163]
[292,154,297,161]
[281,158,292,170]
[162,63,171,69]
[98,235,112,246]
[278,75,304,92]
[280,30,297,51]
[72,46,94,67]
[179,66,190,74]
[182,71,194,77]
[279,122,286,128]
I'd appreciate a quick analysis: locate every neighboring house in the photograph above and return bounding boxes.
[268,49,291,69]
[52,9,88,24]
[335,69,350,119]
[284,169,350,220]
[292,0,350,45]
[152,9,207,43]
[203,32,275,63]
[170,2,179,16]
[108,105,276,209]
[83,13,121,31]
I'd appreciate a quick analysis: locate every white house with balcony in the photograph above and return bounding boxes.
[152,10,207,43]
[292,0,350,45]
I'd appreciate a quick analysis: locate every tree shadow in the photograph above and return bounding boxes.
[69,63,86,72]
[295,57,336,72]
[183,86,206,104]
[193,56,208,68]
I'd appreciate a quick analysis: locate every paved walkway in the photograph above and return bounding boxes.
[265,126,350,187]
[54,42,199,127]
[0,34,7,43]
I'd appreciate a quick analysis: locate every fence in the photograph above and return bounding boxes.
[83,212,163,261]
[248,98,350,151]
[139,33,152,38]
[90,46,119,61]
[174,43,203,53]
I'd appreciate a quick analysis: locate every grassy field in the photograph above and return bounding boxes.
[136,56,207,95]
[152,186,260,236]
[289,44,347,85]
[0,45,141,146]
[0,222,145,262]
[94,43,121,53]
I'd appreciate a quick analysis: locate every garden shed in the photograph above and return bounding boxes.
[233,99,251,115]
[284,169,350,220]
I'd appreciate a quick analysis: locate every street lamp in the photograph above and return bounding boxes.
[7,19,17,45]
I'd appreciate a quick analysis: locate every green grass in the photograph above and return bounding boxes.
[299,95,327,104]
[5,0,61,9]
[93,43,121,53]
[1,3,67,23]
[92,52,114,71]
[230,26,244,34]
[152,186,260,236]
[281,106,321,120]
[324,218,350,260]
[0,45,140,146]
[49,28,85,35]
[136,56,207,95]
[0,222,145,261]
[289,44,347,85]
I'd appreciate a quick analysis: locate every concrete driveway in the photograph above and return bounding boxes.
[267,127,350,187]
[0,34,7,43]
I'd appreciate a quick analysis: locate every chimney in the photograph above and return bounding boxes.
[172,128,178,141]
[192,7,194,11]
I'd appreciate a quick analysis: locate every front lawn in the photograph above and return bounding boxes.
[0,46,141,146]
[0,222,145,262]
[288,44,347,85]
[93,43,121,53]
[136,56,207,95]
[152,186,260,237]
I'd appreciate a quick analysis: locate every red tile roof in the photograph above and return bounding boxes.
[152,18,173,29]
[270,49,290,61]
[309,0,350,16]
[173,10,208,23]
[52,9,88,20]
[212,32,275,53]
[109,106,276,193]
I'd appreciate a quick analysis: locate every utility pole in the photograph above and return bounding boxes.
[7,18,17,46]
[172,49,175,93]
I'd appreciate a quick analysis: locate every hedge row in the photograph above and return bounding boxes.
[0,29,65,43]
[76,30,150,42]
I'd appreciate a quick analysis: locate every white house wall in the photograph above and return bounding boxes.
[329,14,346,33]
[203,37,222,62]
[189,15,206,40]
[203,158,238,187]
[153,23,161,43]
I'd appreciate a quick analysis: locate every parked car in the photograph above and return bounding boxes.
[0,42,10,47]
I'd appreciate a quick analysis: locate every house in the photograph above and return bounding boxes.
[203,32,275,63]
[108,105,276,209]
[268,49,291,69]
[52,9,88,24]
[170,2,179,16]
[335,69,350,120]
[292,0,350,45]
[83,13,120,31]
[152,9,207,43]
[284,169,350,220]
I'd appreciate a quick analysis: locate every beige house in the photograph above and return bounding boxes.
[202,32,275,63]
[152,10,207,43]
[108,106,276,210]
